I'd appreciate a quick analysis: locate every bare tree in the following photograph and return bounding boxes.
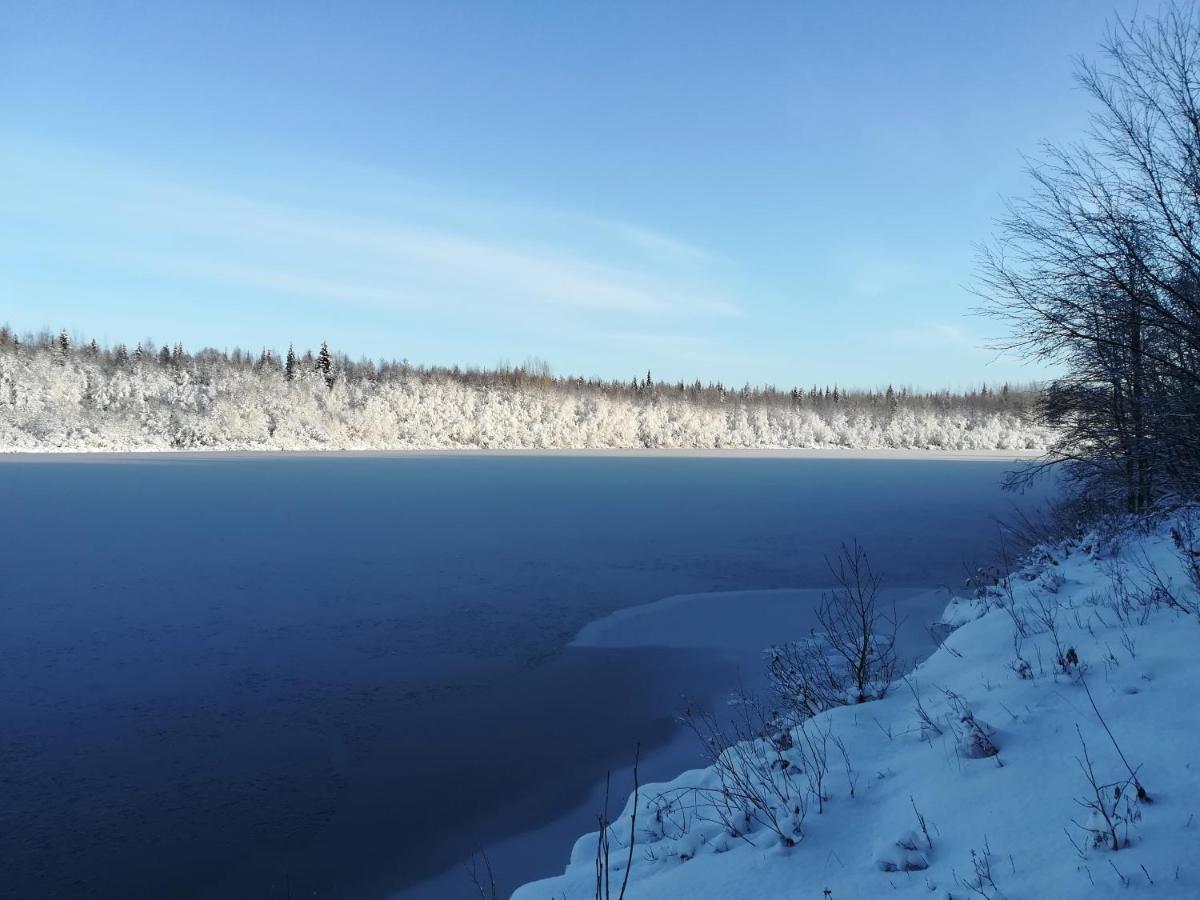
[817,541,898,704]
[979,2,1200,510]
[768,542,898,717]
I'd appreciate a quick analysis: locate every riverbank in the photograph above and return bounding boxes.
[0,447,1043,461]
[0,341,1050,455]
[515,512,1200,899]
[403,586,953,899]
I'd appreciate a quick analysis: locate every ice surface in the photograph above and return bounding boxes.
[572,587,945,652]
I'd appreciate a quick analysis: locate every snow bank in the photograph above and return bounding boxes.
[0,351,1052,452]
[515,515,1200,899]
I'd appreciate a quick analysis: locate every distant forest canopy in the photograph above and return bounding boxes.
[1,324,1037,410]
[0,324,1050,452]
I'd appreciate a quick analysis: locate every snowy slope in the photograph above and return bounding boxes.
[515,516,1200,899]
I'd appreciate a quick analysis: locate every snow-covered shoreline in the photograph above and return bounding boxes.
[0,447,1044,461]
[0,347,1052,454]
[515,514,1200,899]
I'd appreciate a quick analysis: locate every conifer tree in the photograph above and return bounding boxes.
[285,344,297,381]
[317,341,334,388]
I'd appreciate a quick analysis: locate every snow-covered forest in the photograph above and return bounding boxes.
[0,326,1049,452]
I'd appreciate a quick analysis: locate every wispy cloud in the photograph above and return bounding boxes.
[594,330,713,352]
[601,221,726,265]
[833,250,937,298]
[3,141,739,324]
[884,322,979,349]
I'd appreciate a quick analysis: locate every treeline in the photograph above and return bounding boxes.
[0,325,1048,453]
[2,324,1034,415]
[982,4,1200,511]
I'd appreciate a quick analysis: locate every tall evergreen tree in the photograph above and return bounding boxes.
[285,344,297,381]
[317,341,334,388]
[52,329,70,365]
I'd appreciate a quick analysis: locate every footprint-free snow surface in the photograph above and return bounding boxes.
[0,453,1051,898]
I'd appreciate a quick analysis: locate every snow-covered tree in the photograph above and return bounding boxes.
[317,341,335,389]
[0,328,1049,452]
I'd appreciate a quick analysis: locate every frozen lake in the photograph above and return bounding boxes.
[0,453,1052,898]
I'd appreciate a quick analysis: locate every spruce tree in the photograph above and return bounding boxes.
[317,341,334,388]
[285,344,297,381]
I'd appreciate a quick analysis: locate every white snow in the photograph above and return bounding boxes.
[515,514,1200,899]
[0,350,1052,452]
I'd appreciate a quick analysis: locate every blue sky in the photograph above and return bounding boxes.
[1,1,1149,388]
